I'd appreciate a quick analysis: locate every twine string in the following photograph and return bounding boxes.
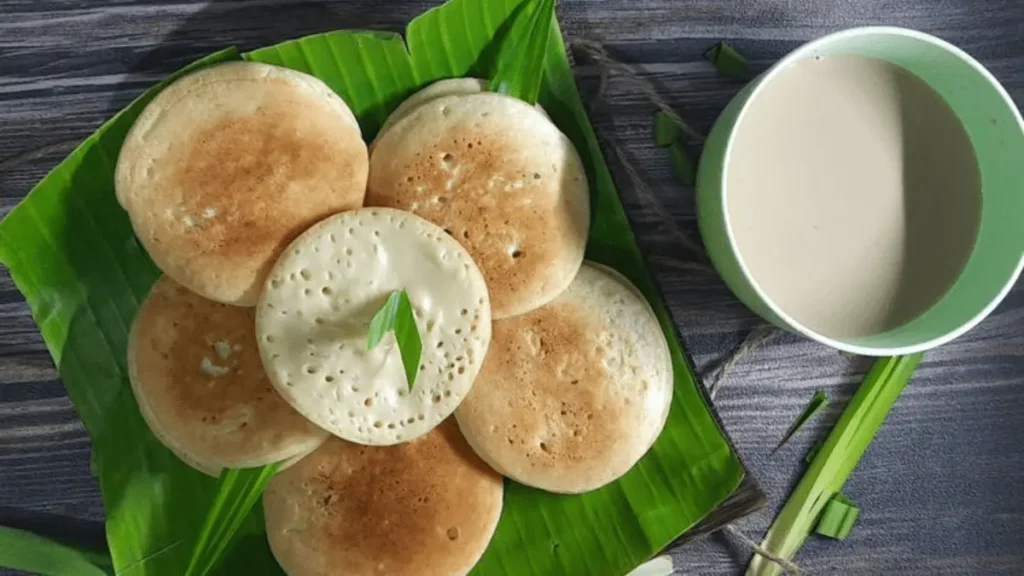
[571,39,706,142]
[723,526,803,575]
[568,39,711,267]
[706,324,778,400]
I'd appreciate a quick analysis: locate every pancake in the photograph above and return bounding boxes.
[127,276,329,476]
[115,61,368,306]
[366,92,590,319]
[264,418,503,576]
[373,77,549,146]
[256,208,491,446]
[455,262,673,493]
[376,78,488,138]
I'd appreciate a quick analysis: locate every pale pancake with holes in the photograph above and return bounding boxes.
[366,92,590,319]
[256,208,491,446]
[373,77,548,146]
[264,418,502,576]
[455,262,673,493]
[127,276,328,476]
[115,61,368,306]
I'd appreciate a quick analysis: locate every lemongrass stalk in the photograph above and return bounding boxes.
[747,353,922,575]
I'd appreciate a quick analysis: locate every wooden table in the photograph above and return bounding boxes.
[1,1,1022,574]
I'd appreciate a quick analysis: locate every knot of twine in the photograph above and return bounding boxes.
[723,526,803,575]
[569,37,800,575]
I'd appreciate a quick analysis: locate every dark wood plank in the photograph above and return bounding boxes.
[2,1,1023,574]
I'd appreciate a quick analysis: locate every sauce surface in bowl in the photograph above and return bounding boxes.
[726,54,982,339]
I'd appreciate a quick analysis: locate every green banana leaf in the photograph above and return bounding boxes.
[0,527,113,576]
[0,0,745,574]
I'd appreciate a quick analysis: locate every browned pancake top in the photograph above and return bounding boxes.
[116,62,368,306]
[264,419,503,576]
[366,92,589,318]
[128,276,326,470]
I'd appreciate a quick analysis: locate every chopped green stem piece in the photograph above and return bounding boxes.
[654,111,684,147]
[704,41,750,79]
[185,464,280,576]
[488,0,556,104]
[772,390,829,454]
[668,142,696,185]
[0,526,112,576]
[367,289,423,390]
[747,353,922,576]
[814,494,860,540]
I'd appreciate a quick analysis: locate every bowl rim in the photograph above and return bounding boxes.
[719,25,1024,356]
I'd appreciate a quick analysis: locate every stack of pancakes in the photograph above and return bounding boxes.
[116,64,674,576]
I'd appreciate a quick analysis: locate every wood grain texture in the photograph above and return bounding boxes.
[1,0,1023,574]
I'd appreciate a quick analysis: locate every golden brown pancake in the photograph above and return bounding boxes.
[263,418,503,576]
[455,262,673,493]
[375,77,488,140]
[372,77,549,150]
[115,61,368,306]
[127,276,328,475]
[366,92,590,319]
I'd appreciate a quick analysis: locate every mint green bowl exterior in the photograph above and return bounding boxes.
[696,27,1024,356]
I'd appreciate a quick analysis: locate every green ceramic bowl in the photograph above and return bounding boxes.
[696,27,1024,356]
